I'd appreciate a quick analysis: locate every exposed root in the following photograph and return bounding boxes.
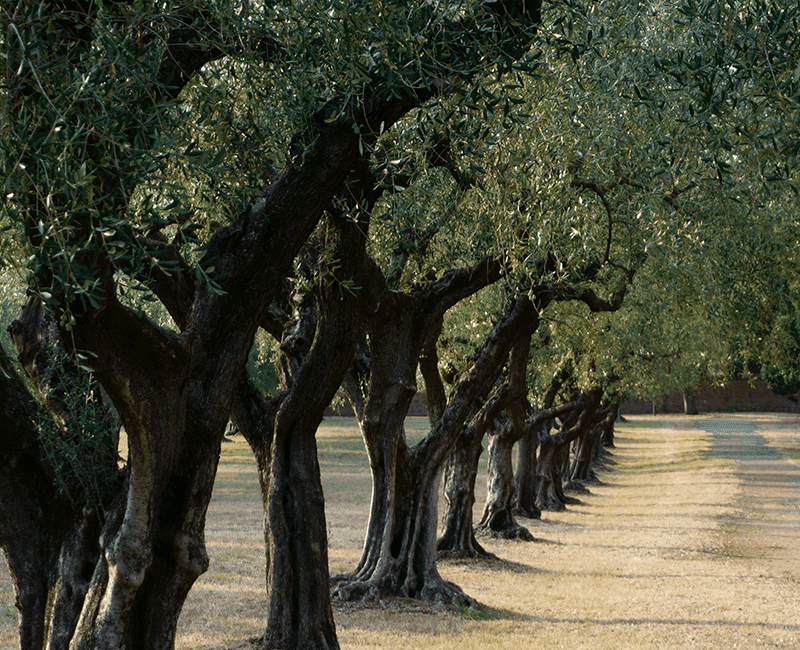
[476,523,534,541]
[331,572,477,608]
[513,503,542,520]
[437,545,499,561]
[536,496,566,512]
[565,480,591,493]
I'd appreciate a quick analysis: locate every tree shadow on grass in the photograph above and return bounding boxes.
[439,554,542,575]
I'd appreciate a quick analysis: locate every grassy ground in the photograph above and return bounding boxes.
[1,414,799,649]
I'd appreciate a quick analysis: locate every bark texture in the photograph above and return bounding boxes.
[1,1,547,646]
[535,391,604,512]
[334,292,530,605]
[0,299,122,650]
[513,428,541,520]
[438,425,490,558]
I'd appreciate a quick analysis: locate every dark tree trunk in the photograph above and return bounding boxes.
[0,309,206,650]
[568,424,602,486]
[428,336,489,557]
[334,440,471,604]
[598,402,619,452]
[260,218,364,650]
[534,435,565,512]
[0,344,79,650]
[228,209,367,650]
[0,302,122,650]
[260,407,340,650]
[535,392,603,512]
[475,331,534,540]
[512,367,570,520]
[436,377,517,558]
[513,427,541,520]
[683,391,699,415]
[334,293,531,605]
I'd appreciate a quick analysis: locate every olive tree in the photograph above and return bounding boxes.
[0,1,546,648]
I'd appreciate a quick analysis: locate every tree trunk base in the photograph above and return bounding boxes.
[476,523,534,541]
[565,479,592,492]
[513,503,541,520]
[595,451,616,466]
[436,535,497,560]
[256,632,339,650]
[436,546,498,560]
[332,572,477,608]
[536,494,566,512]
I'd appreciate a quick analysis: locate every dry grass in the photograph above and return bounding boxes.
[2,414,800,649]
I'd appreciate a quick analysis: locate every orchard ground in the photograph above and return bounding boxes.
[2,414,799,649]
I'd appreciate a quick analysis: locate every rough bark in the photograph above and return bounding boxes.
[0,343,70,650]
[535,392,604,512]
[334,294,532,605]
[258,212,365,650]
[514,368,569,519]
[437,426,490,558]
[3,2,546,646]
[601,400,620,449]
[568,423,603,486]
[513,427,541,520]
[476,418,534,540]
[436,380,516,558]
[475,331,534,540]
[0,300,123,650]
[570,399,620,485]
[534,433,565,512]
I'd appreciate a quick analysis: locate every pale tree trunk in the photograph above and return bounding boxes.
[683,391,699,415]
[476,418,533,540]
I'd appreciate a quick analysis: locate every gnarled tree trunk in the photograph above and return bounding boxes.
[437,426,490,558]
[0,344,82,650]
[513,427,541,520]
[476,418,533,540]
[334,294,532,605]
